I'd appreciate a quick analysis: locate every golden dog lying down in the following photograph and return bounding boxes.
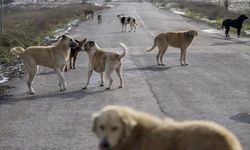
[147,29,198,66]
[92,105,242,150]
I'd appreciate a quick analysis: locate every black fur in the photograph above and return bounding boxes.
[127,17,131,22]
[121,17,125,24]
[222,15,248,37]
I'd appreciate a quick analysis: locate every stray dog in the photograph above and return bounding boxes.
[83,41,127,90]
[10,35,78,94]
[65,38,87,71]
[92,105,242,150]
[147,30,198,66]
[98,14,102,24]
[117,14,137,32]
[222,15,248,38]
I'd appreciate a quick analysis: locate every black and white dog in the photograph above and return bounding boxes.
[117,14,138,32]
[222,15,248,38]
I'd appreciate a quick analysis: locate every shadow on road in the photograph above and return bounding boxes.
[230,113,250,124]
[126,65,180,72]
[0,89,105,105]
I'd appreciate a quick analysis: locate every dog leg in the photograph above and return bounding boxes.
[183,48,188,65]
[115,64,123,88]
[125,24,127,32]
[180,48,185,66]
[156,51,161,66]
[159,44,167,66]
[129,24,133,32]
[83,69,93,89]
[26,64,38,95]
[133,23,136,32]
[100,72,104,87]
[237,27,241,38]
[54,68,67,91]
[105,65,113,90]
[73,54,77,69]
[70,56,73,69]
[225,27,230,38]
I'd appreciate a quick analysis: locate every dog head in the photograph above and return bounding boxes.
[117,14,125,18]
[83,41,97,52]
[73,38,87,52]
[92,106,137,150]
[187,29,198,38]
[238,15,248,21]
[60,34,79,49]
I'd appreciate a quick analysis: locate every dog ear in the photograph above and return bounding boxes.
[62,34,67,39]
[92,113,100,133]
[121,114,137,138]
[90,41,95,47]
[83,38,87,43]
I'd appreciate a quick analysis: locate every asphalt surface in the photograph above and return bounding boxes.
[1,2,250,150]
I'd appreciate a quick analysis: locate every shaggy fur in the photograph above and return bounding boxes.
[10,35,78,94]
[92,105,242,150]
[147,30,198,66]
[222,15,248,38]
[65,39,87,71]
[117,14,137,32]
[82,41,127,90]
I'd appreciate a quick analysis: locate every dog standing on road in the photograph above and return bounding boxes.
[92,105,242,150]
[222,15,248,38]
[117,14,138,32]
[10,35,78,94]
[65,38,87,71]
[83,41,127,90]
[147,30,198,66]
[97,14,102,24]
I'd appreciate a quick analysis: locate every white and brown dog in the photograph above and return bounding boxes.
[117,14,138,32]
[10,35,78,94]
[83,41,127,90]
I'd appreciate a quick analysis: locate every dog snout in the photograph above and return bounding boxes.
[70,39,79,48]
[99,138,110,150]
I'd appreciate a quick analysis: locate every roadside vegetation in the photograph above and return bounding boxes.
[0,3,102,96]
[153,0,250,36]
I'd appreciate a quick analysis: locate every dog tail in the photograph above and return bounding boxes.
[119,42,127,58]
[146,37,157,52]
[10,47,25,57]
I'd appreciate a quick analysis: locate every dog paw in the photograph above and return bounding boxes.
[161,64,166,66]
[82,87,87,90]
[118,85,123,88]
[105,87,110,90]
[100,84,104,87]
[29,91,35,95]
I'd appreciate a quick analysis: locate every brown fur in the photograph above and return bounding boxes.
[83,41,127,90]
[10,35,78,94]
[92,105,242,150]
[147,29,198,66]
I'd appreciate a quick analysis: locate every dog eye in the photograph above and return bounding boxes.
[111,126,118,132]
[100,125,105,130]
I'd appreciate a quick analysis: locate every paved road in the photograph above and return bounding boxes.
[1,2,250,149]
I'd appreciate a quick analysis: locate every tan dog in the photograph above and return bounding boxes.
[92,105,242,150]
[83,41,127,90]
[147,29,198,66]
[10,35,78,94]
